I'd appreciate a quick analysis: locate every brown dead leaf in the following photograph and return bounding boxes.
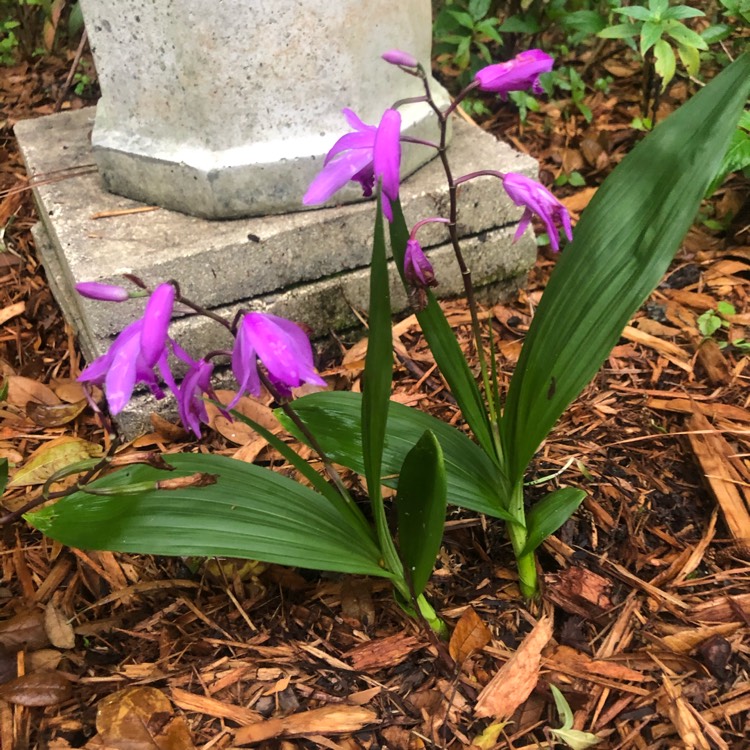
[475,616,553,719]
[27,648,63,673]
[657,676,711,750]
[449,606,492,664]
[51,379,87,403]
[0,609,49,651]
[27,398,87,427]
[44,602,75,649]
[234,705,377,745]
[0,670,72,706]
[560,187,597,215]
[340,578,375,627]
[6,375,60,407]
[150,413,189,442]
[8,436,103,487]
[0,645,16,685]
[96,686,196,750]
[205,390,279,446]
[0,301,25,326]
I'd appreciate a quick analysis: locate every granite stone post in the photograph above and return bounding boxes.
[78,0,451,219]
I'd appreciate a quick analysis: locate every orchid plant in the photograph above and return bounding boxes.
[21,46,750,615]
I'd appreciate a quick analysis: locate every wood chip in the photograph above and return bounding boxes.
[233,705,377,745]
[475,616,552,720]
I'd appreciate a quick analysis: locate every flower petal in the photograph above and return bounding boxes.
[303,150,374,206]
[140,283,175,368]
[373,109,402,204]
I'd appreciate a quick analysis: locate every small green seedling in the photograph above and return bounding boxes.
[697,301,750,351]
[546,684,601,749]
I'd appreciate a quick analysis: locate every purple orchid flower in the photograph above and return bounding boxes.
[76,281,130,302]
[231,312,326,405]
[303,108,402,221]
[176,358,216,437]
[77,283,176,414]
[502,172,573,252]
[475,49,554,98]
[404,239,438,289]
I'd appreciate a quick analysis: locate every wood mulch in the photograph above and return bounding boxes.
[0,47,749,750]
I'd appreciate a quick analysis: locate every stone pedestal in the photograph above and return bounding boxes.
[79,0,451,219]
[15,108,537,436]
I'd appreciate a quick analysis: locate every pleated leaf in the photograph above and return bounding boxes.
[26,454,388,578]
[389,201,495,457]
[395,430,447,597]
[280,391,514,522]
[501,53,750,486]
[520,487,586,556]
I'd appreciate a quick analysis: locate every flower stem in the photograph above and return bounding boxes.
[418,72,497,442]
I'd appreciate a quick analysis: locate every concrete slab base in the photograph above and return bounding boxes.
[15,107,538,437]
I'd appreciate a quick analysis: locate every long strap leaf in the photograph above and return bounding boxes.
[501,53,750,486]
[26,454,388,577]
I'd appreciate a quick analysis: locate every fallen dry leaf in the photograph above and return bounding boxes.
[0,609,49,651]
[8,436,103,487]
[96,686,196,750]
[26,398,87,427]
[449,606,492,664]
[6,375,60,407]
[0,670,72,706]
[234,705,377,745]
[44,601,75,649]
[475,616,553,720]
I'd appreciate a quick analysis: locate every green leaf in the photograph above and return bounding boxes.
[226,404,373,541]
[278,391,515,522]
[653,39,676,86]
[615,6,653,21]
[701,23,734,44]
[649,0,670,15]
[561,11,607,34]
[706,111,750,194]
[389,200,494,458]
[448,9,476,30]
[664,22,708,50]
[469,0,492,21]
[362,198,393,502]
[475,19,503,44]
[395,430,447,597]
[520,487,586,556]
[676,41,700,77]
[640,20,664,56]
[598,23,641,39]
[662,5,705,19]
[497,14,541,33]
[500,53,750,487]
[26,454,388,577]
[0,458,8,496]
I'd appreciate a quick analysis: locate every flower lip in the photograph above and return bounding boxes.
[475,49,554,96]
[76,281,130,302]
[502,172,572,252]
[231,312,326,406]
[382,49,418,68]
